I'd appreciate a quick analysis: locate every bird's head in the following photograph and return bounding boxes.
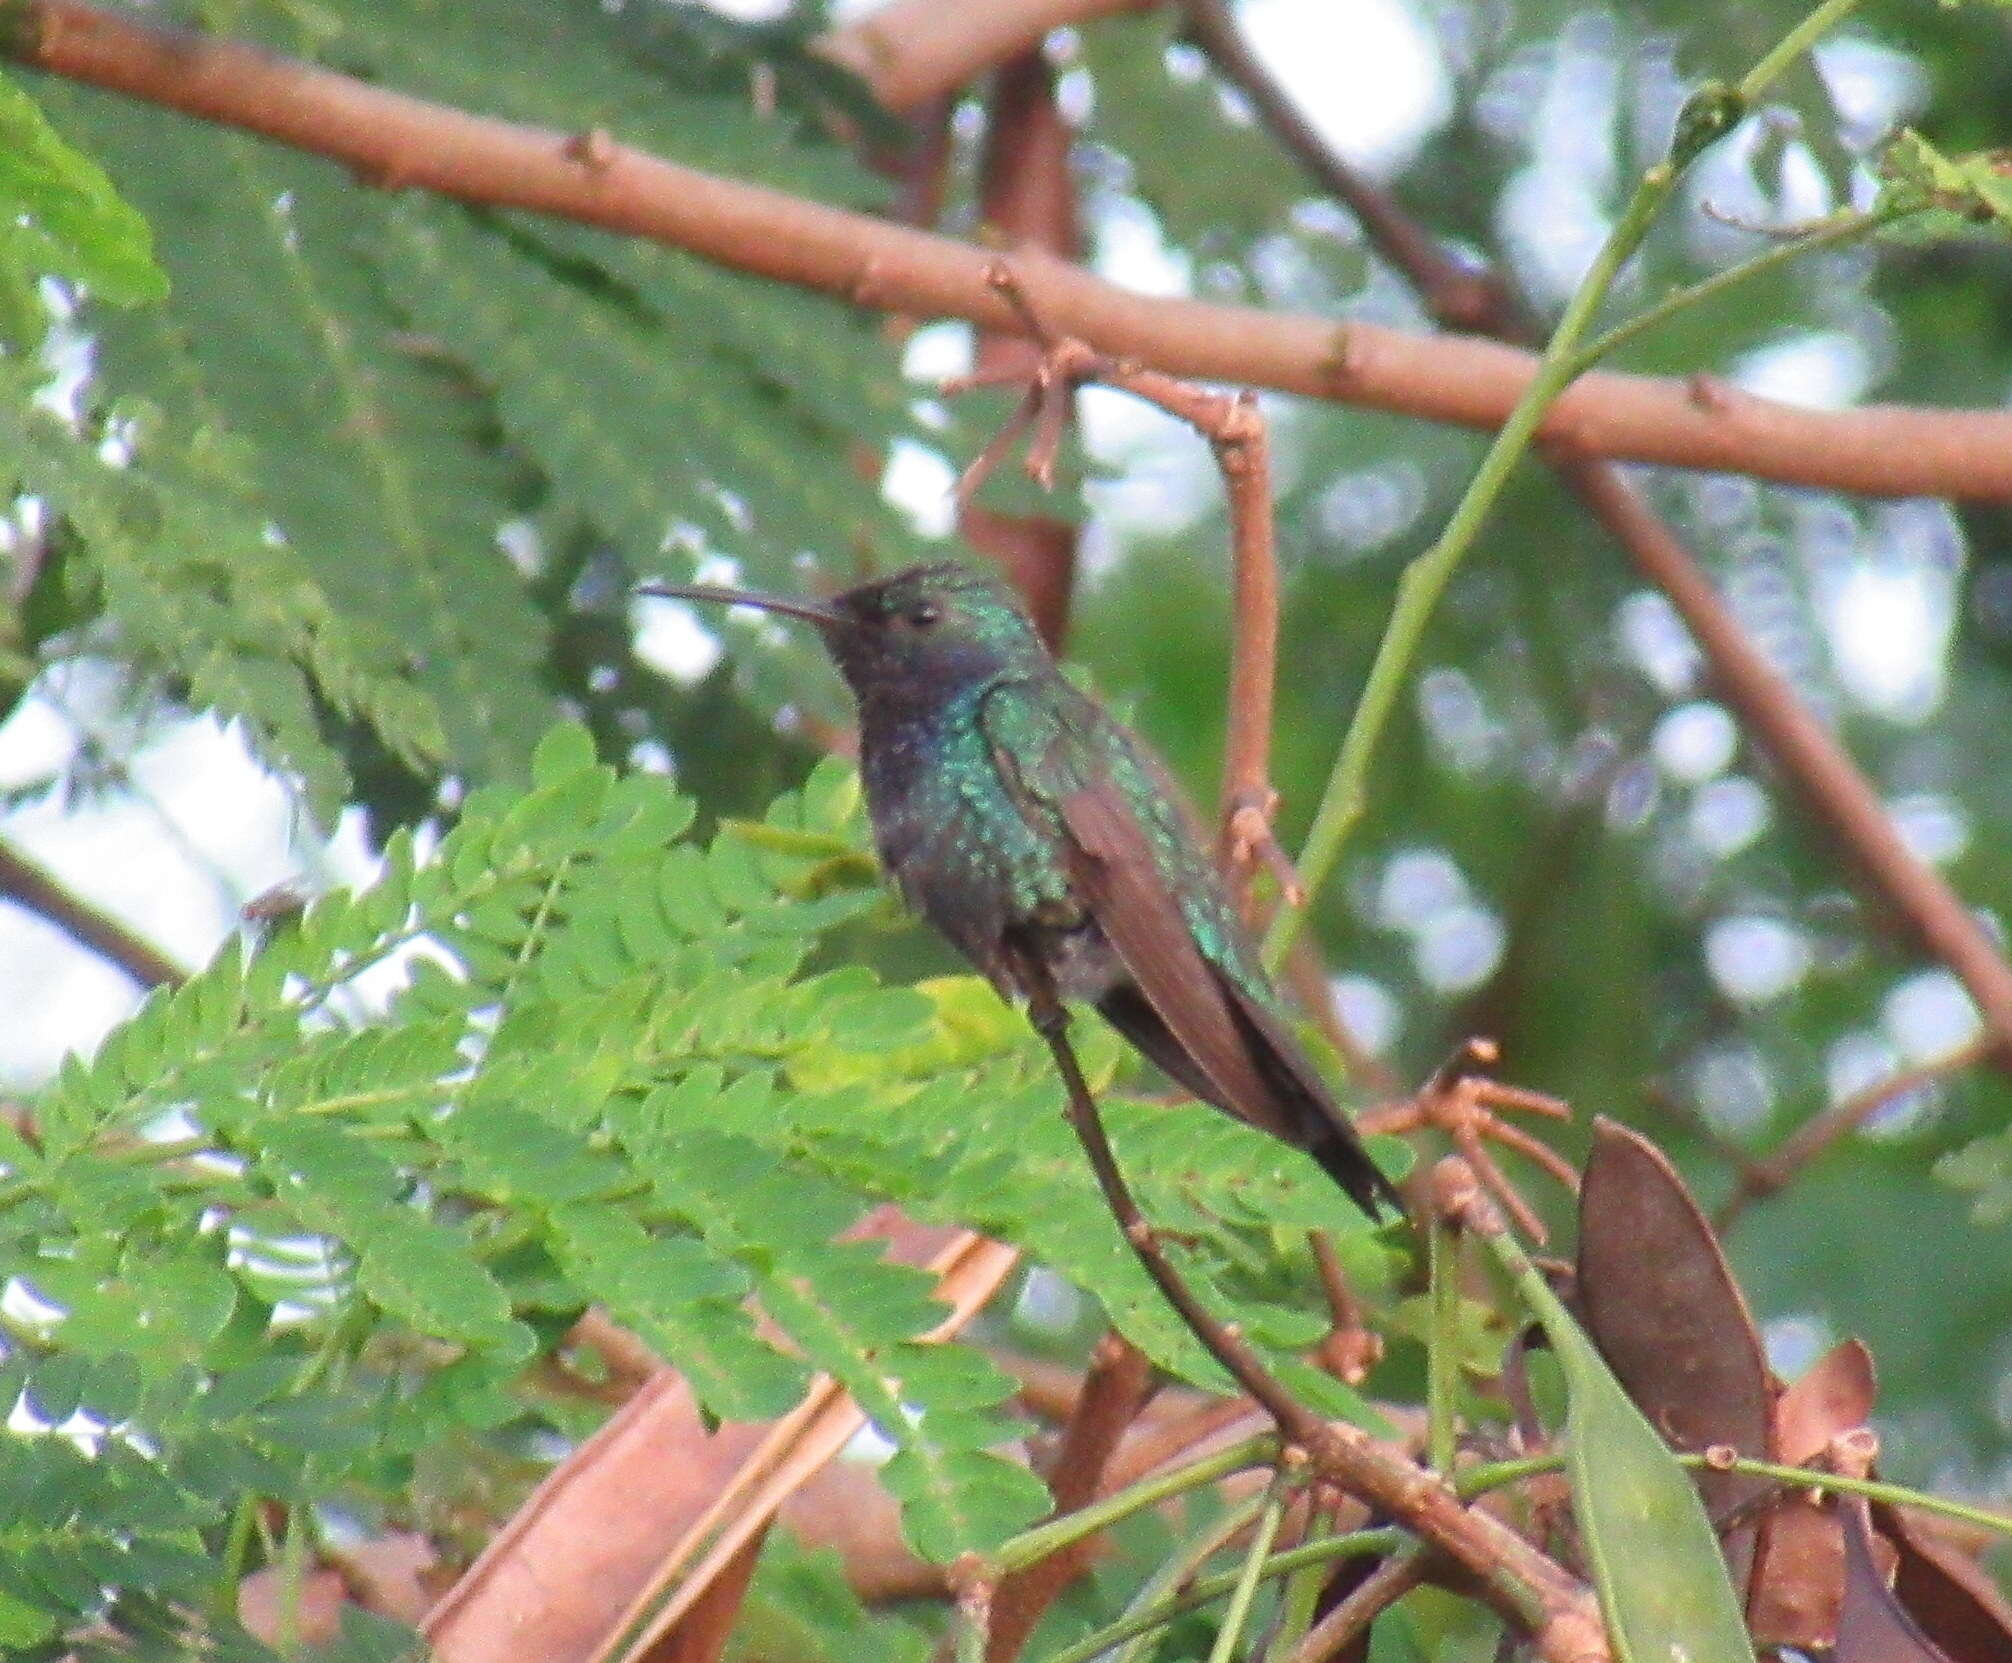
[639,560,1053,706]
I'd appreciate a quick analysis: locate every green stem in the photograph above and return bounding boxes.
[1204,1468,1293,1663]
[994,1433,1279,1575]
[214,1493,261,1622]
[277,1499,312,1658]
[1460,1450,2012,1540]
[1737,0,1865,101]
[1567,207,1898,375]
[1264,167,1675,968]
[1425,1215,1460,1474]
[1036,1528,1407,1663]
[1263,0,1870,969]
[1109,1492,1277,1663]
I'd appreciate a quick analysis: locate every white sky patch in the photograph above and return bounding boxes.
[1239,0,1450,174]
[1732,330,1873,411]
[1330,974,1400,1057]
[1886,792,1969,866]
[1882,969,1981,1061]
[632,595,725,686]
[1615,591,1702,695]
[1688,776,1770,860]
[1706,913,1811,1005]
[1823,562,1947,723]
[901,321,972,385]
[881,438,958,538]
[1413,904,1504,994]
[1651,701,1736,784]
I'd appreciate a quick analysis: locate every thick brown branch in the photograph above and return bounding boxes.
[9,1,2012,500]
[1183,0,2012,1074]
[0,835,186,988]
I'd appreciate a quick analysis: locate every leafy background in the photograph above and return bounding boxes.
[1,0,2010,1655]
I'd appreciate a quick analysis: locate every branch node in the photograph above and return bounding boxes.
[1686,372,1737,413]
[564,126,616,171]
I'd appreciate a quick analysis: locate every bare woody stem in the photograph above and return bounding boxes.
[0,835,186,988]
[985,1331,1153,1663]
[7,1,2012,500]
[1023,993,1609,1662]
[1283,1549,1429,1663]
[1713,1034,1995,1228]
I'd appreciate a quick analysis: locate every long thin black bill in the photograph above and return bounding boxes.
[634,581,845,630]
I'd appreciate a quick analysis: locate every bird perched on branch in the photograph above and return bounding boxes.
[641,560,1398,1219]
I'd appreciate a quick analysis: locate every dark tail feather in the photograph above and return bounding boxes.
[1303,1120,1405,1222]
[1099,982,1403,1221]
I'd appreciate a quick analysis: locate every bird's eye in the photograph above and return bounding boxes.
[905,602,941,630]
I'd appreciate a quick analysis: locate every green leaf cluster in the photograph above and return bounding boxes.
[0,730,1386,1645]
[0,70,163,346]
[5,0,932,813]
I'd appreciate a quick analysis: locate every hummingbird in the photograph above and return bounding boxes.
[639,560,1398,1219]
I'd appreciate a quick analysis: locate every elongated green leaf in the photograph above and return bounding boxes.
[1489,1228,1758,1663]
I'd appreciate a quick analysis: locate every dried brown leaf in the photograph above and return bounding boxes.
[422,1222,1019,1663]
[1748,1340,1878,1650]
[1576,1117,1775,1596]
[1837,1497,1956,1663]
[1876,1503,2012,1663]
[238,1566,347,1649]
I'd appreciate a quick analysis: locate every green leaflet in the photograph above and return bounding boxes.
[2,356,443,815]
[1879,129,2012,238]
[0,69,163,344]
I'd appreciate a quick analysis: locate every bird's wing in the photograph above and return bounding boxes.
[977,680,1300,1148]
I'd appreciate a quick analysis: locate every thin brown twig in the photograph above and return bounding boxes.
[960,50,1082,650]
[8,2,2012,500]
[1714,1034,1993,1229]
[948,272,1301,901]
[1181,0,2012,1077]
[0,835,187,988]
[1285,1548,1429,1663]
[1310,1231,1383,1386]
[986,1332,1154,1662]
[1358,1039,1577,1242]
[1020,982,1609,1662]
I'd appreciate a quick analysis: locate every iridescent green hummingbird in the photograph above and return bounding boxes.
[639,560,1397,1219]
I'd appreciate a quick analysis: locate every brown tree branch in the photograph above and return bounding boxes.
[1182,0,2012,1073]
[986,1333,1154,1662]
[9,1,2012,500]
[1022,988,1608,1663]
[0,834,187,988]
[820,0,1154,116]
[1285,1549,1428,1663]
